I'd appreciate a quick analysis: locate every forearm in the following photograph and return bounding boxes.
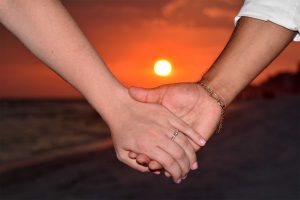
[0,0,125,121]
[201,17,296,106]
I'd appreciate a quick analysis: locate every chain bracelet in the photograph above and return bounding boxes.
[197,82,226,133]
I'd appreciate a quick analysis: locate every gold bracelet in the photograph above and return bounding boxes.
[197,81,226,133]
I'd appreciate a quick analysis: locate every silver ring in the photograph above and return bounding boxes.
[171,129,180,141]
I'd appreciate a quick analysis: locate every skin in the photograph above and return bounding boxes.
[0,0,208,183]
[129,17,297,174]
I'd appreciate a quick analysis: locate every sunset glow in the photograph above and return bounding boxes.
[0,0,298,99]
[154,60,173,77]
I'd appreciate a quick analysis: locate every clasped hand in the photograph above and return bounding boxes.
[108,83,222,183]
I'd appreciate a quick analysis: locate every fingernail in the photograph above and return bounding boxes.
[199,139,206,146]
[192,162,198,170]
[154,171,161,175]
[176,179,182,184]
[165,172,171,177]
[182,175,187,180]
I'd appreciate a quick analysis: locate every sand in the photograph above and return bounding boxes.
[0,96,299,200]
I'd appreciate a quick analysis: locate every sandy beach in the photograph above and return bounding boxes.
[0,96,299,200]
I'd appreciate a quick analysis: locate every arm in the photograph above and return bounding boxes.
[202,17,297,106]
[0,0,121,119]
[129,17,296,171]
[0,0,204,182]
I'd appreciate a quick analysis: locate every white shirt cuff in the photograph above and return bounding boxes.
[234,0,300,41]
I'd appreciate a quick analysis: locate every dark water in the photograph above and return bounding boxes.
[0,100,110,164]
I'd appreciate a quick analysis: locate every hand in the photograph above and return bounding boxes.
[106,88,205,183]
[128,83,222,173]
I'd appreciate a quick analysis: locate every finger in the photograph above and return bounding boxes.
[129,86,167,104]
[123,159,150,173]
[158,134,191,177]
[188,138,201,151]
[135,154,163,173]
[148,161,162,175]
[130,153,163,174]
[147,147,183,183]
[118,152,150,173]
[173,132,198,170]
[169,117,207,147]
[153,170,161,175]
[164,171,171,178]
[128,151,138,159]
[136,154,151,166]
[148,160,163,171]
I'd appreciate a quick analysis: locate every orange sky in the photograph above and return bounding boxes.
[0,0,299,99]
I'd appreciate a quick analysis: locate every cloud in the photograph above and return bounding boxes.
[161,0,244,28]
[63,0,171,27]
[203,7,235,19]
[162,0,190,16]
[63,0,244,28]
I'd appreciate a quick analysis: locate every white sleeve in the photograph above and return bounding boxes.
[235,0,300,41]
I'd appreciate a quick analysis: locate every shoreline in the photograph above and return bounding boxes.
[0,138,112,175]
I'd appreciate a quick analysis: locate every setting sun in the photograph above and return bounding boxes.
[154,59,173,77]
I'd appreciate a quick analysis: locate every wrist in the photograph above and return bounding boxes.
[83,77,129,124]
[200,72,239,107]
[87,83,130,124]
[196,82,225,134]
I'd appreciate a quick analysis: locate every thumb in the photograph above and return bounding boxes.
[129,86,166,104]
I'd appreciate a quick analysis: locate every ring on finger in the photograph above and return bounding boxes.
[171,129,180,141]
